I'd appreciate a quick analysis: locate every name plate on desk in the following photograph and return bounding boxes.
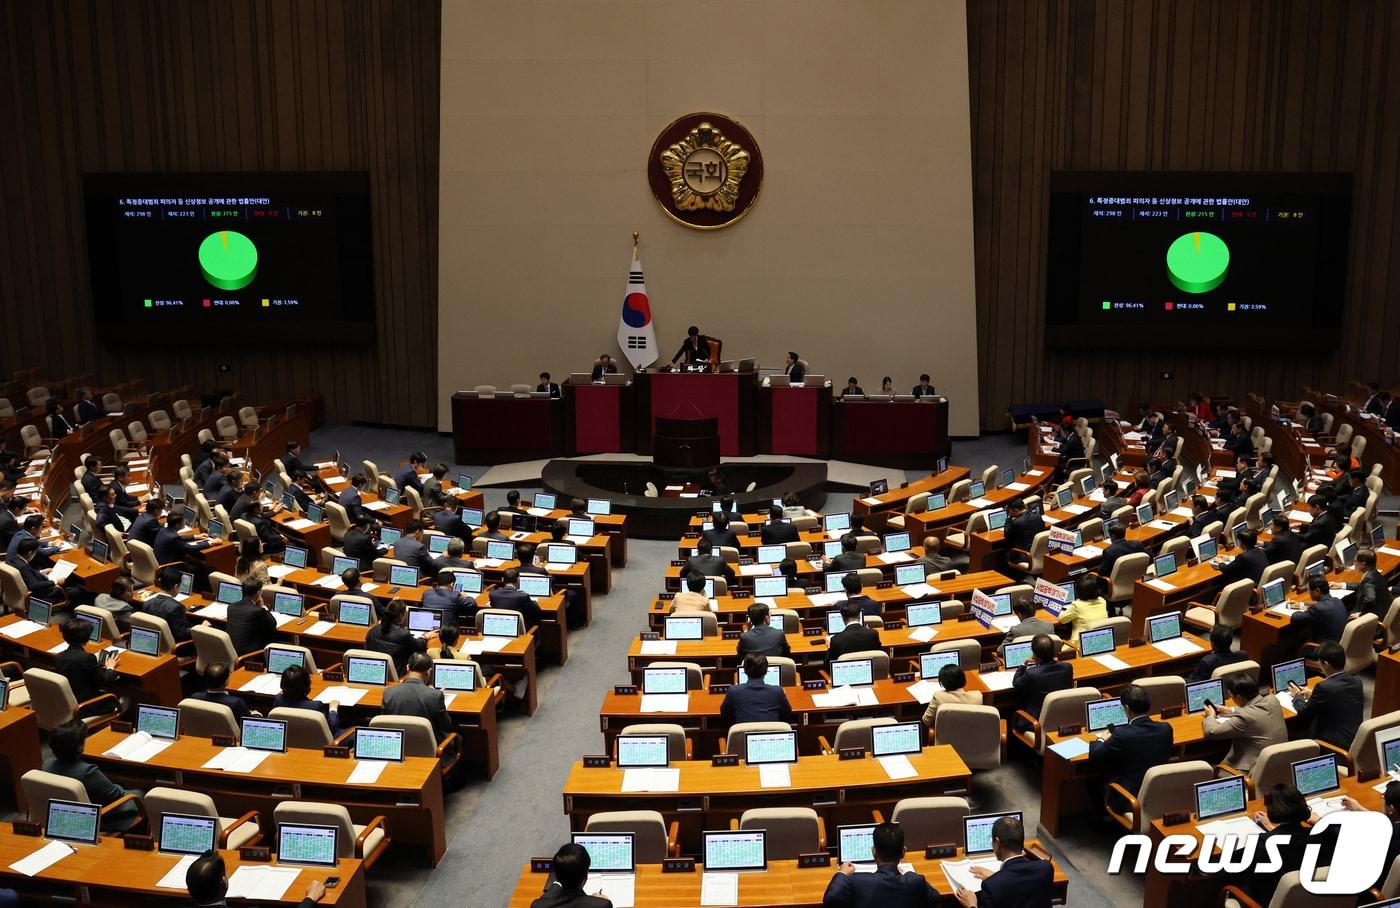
[323,670,344,682]
[979,662,999,674]
[876,580,893,589]
[613,685,638,695]
[243,661,267,673]
[212,735,236,749]
[956,612,976,622]
[711,754,739,767]
[803,680,827,690]
[1163,811,1191,826]
[323,745,349,759]
[839,747,867,761]
[658,592,676,601]
[708,683,732,695]
[1161,706,1184,719]
[111,720,134,735]
[798,852,832,868]
[12,820,40,837]
[1128,638,1146,648]
[640,632,660,641]
[583,755,611,768]
[240,846,272,863]
[1057,724,1083,737]
[530,857,554,873]
[802,627,824,637]
[721,630,741,640]
[123,834,155,851]
[730,590,751,600]
[804,585,821,595]
[738,558,753,566]
[663,857,697,873]
[670,560,686,567]
[925,843,958,859]
[892,672,915,684]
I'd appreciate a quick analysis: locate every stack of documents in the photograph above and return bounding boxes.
[103,731,173,763]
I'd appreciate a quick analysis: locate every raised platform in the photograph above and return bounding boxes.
[539,459,827,538]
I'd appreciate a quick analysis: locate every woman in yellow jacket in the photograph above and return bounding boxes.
[1058,574,1108,645]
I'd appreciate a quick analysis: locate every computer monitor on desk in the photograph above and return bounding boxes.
[703,830,767,872]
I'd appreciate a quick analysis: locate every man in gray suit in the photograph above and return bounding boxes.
[998,599,1055,659]
[1202,675,1286,773]
[383,652,451,742]
[393,520,444,579]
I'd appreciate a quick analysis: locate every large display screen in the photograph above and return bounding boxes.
[83,172,374,342]
[1044,172,1351,348]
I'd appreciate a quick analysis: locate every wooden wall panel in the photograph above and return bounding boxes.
[0,0,440,427]
[968,0,1400,429]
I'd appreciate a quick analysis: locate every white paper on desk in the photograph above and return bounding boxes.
[754,598,776,610]
[1153,637,1204,658]
[526,507,553,517]
[363,499,390,511]
[638,640,677,656]
[1308,795,1348,817]
[854,687,880,706]
[1289,509,1314,524]
[271,612,296,628]
[1146,578,1175,592]
[967,497,993,508]
[9,840,74,877]
[348,760,388,784]
[759,764,791,788]
[285,517,317,530]
[1330,587,1354,599]
[621,768,680,793]
[481,636,510,653]
[679,493,700,498]
[311,574,345,590]
[877,551,913,564]
[990,615,1018,633]
[738,563,773,577]
[474,557,504,569]
[267,563,298,580]
[808,592,843,608]
[324,476,349,487]
[1004,481,1030,492]
[1061,503,1090,515]
[1087,489,1106,502]
[1275,691,1297,713]
[878,754,918,780]
[1170,507,1196,518]
[47,643,68,654]
[907,626,938,643]
[700,872,740,906]
[1381,546,1400,558]
[103,731,173,763]
[1148,520,1178,531]
[1026,469,1045,477]
[238,673,283,695]
[0,619,46,639]
[227,865,301,901]
[155,854,198,889]
[941,857,1002,894]
[174,593,189,603]
[907,679,942,704]
[1048,737,1091,760]
[813,685,858,708]
[1041,516,1061,526]
[901,583,939,599]
[640,693,690,713]
[1195,816,1263,839]
[203,746,270,774]
[124,483,149,494]
[585,874,636,908]
[47,560,77,583]
[304,620,336,636]
[1093,654,1131,671]
[458,640,486,656]
[195,603,229,619]
[316,685,367,707]
[979,670,1016,692]
[1268,603,1298,616]
[1072,545,1103,559]
[860,496,882,505]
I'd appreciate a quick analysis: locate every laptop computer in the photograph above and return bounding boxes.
[1185,679,1224,714]
[45,799,100,846]
[216,580,244,604]
[427,534,451,555]
[823,513,851,534]
[265,645,307,675]
[276,823,339,867]
[1152,553,1178,578]
[127,625,162,656]
[883,531,911,552]
[921,650,961,680]
[871,722,921,757]
[906,602,942,628]
[1147,611,1184,643]
[354,726,405,763]
[407,607,442,634]
[753,575,788,598]
[482,612,521,638]
[744,731,799,765]
[240,717,288,753]
[337,599,373,627]
[757,544,785,565]
[825,572,852,594]
[546,545,577,565]
[332,555,359,576]
[986,509,1008,531]
[837,824,879,871]
[642,666,689,695]
[1085,697,1129,732]
[703,830,767,872]
[1261,578,1288,608]
[1078,626,1116,657]
[519,574,551,598]
[486,540,515,560]
[1272,658,1307,692]
[534,493,558,510]
[664,616,704,641]
[273,591,304,619]
[964,811,1022,856]
[571,832,635,874]
[136,704,180,740]
[453,571,484,594]
[1194,775,1249,821]
[616,734,669,768]
[831,658,874,688]
[1292,753,1346,814]
[433,661,476,692]
[345,656,390,686]
[1002,639,1035,668]
[158,812,218,856]
[586,498,611,516]
[282,545,309,569]
[388,565,419,587]
[895,563,927,588]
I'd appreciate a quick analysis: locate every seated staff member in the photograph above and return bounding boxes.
[74,387,102,424]
[422,463,449,500]
[921,664,982,729]
[432,495,473,541]
[1011,635,1072,731]
[683,539,735,584]
[6,536,67,603]
[140,566,195,641]
[227,577,276,655]
[669,325,710,368]
[1301,494,1342,547]
[880,377,894,394]
[1187,625,1249,682]
[783,352,806,383]
[92,576,137,630]
[1097,523,1145,586]
[395,451,427,497]
[736,602,789,658]
[1056,574,1107,646]
[589,353,620,382]
[190,661,253,721]
[272,663,340,735]
[441,537,475,570]
[367,599,434,676]
[153,512,209,587]
[235,538,271,585]
[1098,481,1126,519]
[338,473,373,524]
[246,500,287,555]
[825,600,879,667]
[6,514,58,563]
[536,372,561,398]
[188,851,327,907]
[94,486,128,537]
[1287,641,1363,751]
[1002,499,1044,556]
[912,374,936,398]
[720,654,794,727]
[45,399,73,440]
[1202,675,1286,773]
[838,572,879,619]
[999,599,1054,659]
[919,536,956,573]
[1262,514,1303,566]
[343,511,387,570]
[952,816,1053,908]
[824,822,938,907]
[1212,528,1266,586]
[1348,547,1389,618]
[126,498,164,547]
[394,520,445,577]
[55,618,123,717]
[107,464,142,519]
[479,510,510,542]
[530,842,611,908]
[826,535,865,573]
[383,652,451,742]
[283,441,330,496]
[422,570,478,629]
[1288,576,1349,644]
[43,720,142,831]
[1241,785,1325,908]
[839,377,864,398]
[1088,684,1173,813]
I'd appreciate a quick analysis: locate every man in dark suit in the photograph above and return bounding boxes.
[479,510,511,542]
[824,822,937,908]
[1341,470,1371,517]
[45,400,73,440]
[1302,495,1341,548]
[126,499,164,547]
[202,459,232,503]
[80,456,105,502]
[140,567,194,641]
[1153,423,1182,460]
[153,513,206,570]
[1011,635,1073,729]
[826,535,866,573]
[190,661,253,720]
[6,515,57,564]
[1386,395,1400,430]
[1188,624,1250,682]
[54,619,121,713]
[6,537,62,602]
[432,496,473,541]
[1289,576,1350,644]
[952,817,1053,908]
[487,567,542,630]
[1138,409,1165,443]
[531,843,612,908]
[826,601,879,667]
[342,513,385,570]
[999,600,1055,659]
[1002,499,1044,554]
[912,374,936,398]
[1089,684,1174,812]
[188,850,326,908]
[246,502,286,554]
[1349,548,1390,618]
[1054,421,1085,479]
[720,654,794,726]
[760,505,800,545]
[225,578,276,655]
[1184,494,1220,538]
[383,653,452,741]
[1213,528,1267,586]
[395,452,427,497]
[736,603,789,658]
[837,572,880,620]
[683,539,735,584]
[394,521,444,578]
[1262,515,1304,566]
[536,372,561,399]
[74,388,102,424]
[589,353,620,382]
[784,352,806,383]
[0,496,22,550]
[1288,641,1363,750]
[338,474,372,524]
[1147,455,1177,486]
[1098,523,1146,581]
[702,511,741,549]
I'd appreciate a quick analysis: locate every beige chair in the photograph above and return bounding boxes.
[22,769,143,827]
[1084,616,1131,646]
[1334,710,1400,779]
[770,610,801,635]
[126,539,163,587]
[191,625,239,674]
[648,662,705,691]
[933,704,1003,770]
[1079,517,1106,542]
[233,518,257,545]
[885,797,969,849]
[342,648,397,683]
[144,787,261,849]
[1184,579,1255,633]
[0,562,30,614]
[22,668,120,732]
[215,415,239,439]
[738,808,823,860]
[1244,740,1320,795]
[620,724,690,762]
[1382,595,1400,649]
[948,479,972,504]
[127,613,189,660]
[178,698,240,740]
[1257,560,1296,591]
[1015,687,1102,754]
[1006,531,1049,576]
[268,707,335,749]
[1106,760,1214,834]
[834,649,890,680]
[1376,853,1400,900]
[74,604,119,641]
[828,717,897,753]
[172,398,194,421]
[1133,676,1186,714]
[1105,552,1150,609]
[272,801,390,870]
[942,512,988,553]
[1211,659,1260,684]
[584,810,677,862]
[929,638,982,671]
[1222,869,1351,908]
[1294,545,1328,583]
[783,541,812,560]
[725,722,793,760]
[368,715,462,777]
[147,410,172,433]
[764,656,798,686]
[1338,613,1379,674]
[238,406,260,430]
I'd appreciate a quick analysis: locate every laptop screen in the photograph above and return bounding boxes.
[871,722,921,757]
[1186,679,1224,714]
[1086,698,1129,732]
[91,539,110,563]
[831,659,874,688]
[427,534,451,554]
[28,598,51,627]
[407,608,441,634]
[826,610,848,635]
[159,812,217,856]
[753,575,788,598]
[346,656,389,686]
[703,831,767,872]
[825,571,852,594]
[283,545,308,569]
[240,717,288,753]
[906,603,942,628]
[482,612,520,638]
[883,532,910,552]
[1305,560,1327,579]
[763,665,783,687]
[823,513,851,534]
[273,591,304,618]
[664,616,703,641]
[1380,732,1400,777]
[837,824,877,866]
[586,498,611,515]
[745,731,798,765]
[868,479,888,496]
[1194,776,1247,820]
[929,493,947,510]
[388,565,419,587]
[46,799,100,846]
[461,508,484,527]
[433,661,476,692]
[964,811,1022,855]
[921,650,961,680]
[895,563,926,587]
[355,727,405,762]
[137,704,180,740]
[382,488,400,505]
[1292,754,1340,797]
[823,540,844,559]
[969,481,985,498]
[1148,612,1183,643]
[547,545,578,565]
[1194,537,1218,562]
[519,574,551,598]
[642,667,689,695]
[216,580,244,604]
[1272,658,1307,692]
[1056,487,1074,508]
[207,519,224,540]
[332,555,359,576]
[128,626,161,656]
[617,734,669,767]
[266,646,306,675]
[1153,553,1177,577]
[338,599,373,627]
[571,833,635,874]
[75,613,102,643]
[457,474,474,491]
[487,540,515,560]
[453,571,484,594]
[1136,505,1154,525]
[1262,578,1287,607]
[565,519,594,539]
[757,544,785,564]
[378,526,403,548]
[1079,627,1116,657]
[1164,490,1180,511]
[277,823,339,867]
[986,509,1007,531]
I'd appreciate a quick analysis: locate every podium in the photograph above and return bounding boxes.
[653,416,720,469]
[564,380,635,454]
[635,371,757,457]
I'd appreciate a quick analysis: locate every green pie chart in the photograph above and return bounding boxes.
[1165,231,1229,294]
[198,230,258,291]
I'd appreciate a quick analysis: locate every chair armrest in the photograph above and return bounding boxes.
[172,639,196,659]
[1314,738,1352,769]
[1217,762,1243,777]
[1008,548,1031,561]
[815,815,827,851]
[817,735,834,755]
[1105,782,1140,831]
[435,731,461,760]
[0,660,22,680]
[354,815,389,858]
[234,651,263,668]
[99,792,144,824]
[667,821,680,858]
[1014,710,1041,735]
[333,727,357,746]
[1219,884,1264,908]
[870,809,886,824]
[219,811,261,848]
[76,692,122,720]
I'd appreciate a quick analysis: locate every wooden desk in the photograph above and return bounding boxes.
[0,615,182,706]
[902,464,1058,540]
[86,726,448,865]
[759,384,832,459]
[0,834,366,907]
[1377,649,1400,717]
[832,397,951,471]
[451,392,564,464]
[0,706,42,810]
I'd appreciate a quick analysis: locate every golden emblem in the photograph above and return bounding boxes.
[658,121,750,213]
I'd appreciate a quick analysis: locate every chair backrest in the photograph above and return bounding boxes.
[26,386,49,406]
[197,428,214,444]
[1134,760,1215,834]
[933,704,1002,770]
[368,715,437,758]
[325,501,351,540]
[127,612,176,653]
[148,409,172,432]
[344,648,398,682]
[1383,595,1400,648]
[649,662,705,691]
[1258,560,1296,590]
[1341,613,1379,674]
[783,541,812,560]
[0,563,30,614]
[1213,579,1258,630]
[20,770,88,821]
[906,492,929,514]
[1379,853,1400,899]
[929,638,982,671]
[178,697,240,740]
[143,787,220,833]
[1295,545,1328,582]
[948,479,971,503]
[74,604,118,641]
[268,707,333,748]
[1084,616,1131,647]
[191,625,239,674]
[620,723,688,762]
[127,420,148,443]
[1251,740,1320,794]
[585,810,670,863]
[20,668,78,731]
[831,716,897,752]
[1035,688,1102,753]
[238,406,259,428]
[1211,659,1259,684]
[764,655,798,686]
[272,802,357,859]
[725,722,793,760]
[770,610,801,635]
[890,796,969,849]
[1265,870,1352,908]
[172,399,193,420]
[835,650,889,680]
[0,398,13,419]
[1351,710,1400,778]
[1134,675,1186,714]
[126,539,162,587]
[1107,552,1151,600]
[739,807,821,860]
[215,415,239,439]
[109,428,130,454]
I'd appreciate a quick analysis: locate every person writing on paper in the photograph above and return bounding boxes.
[44,720,143,831]
[186,849,327,908]
[1088,684,1173,814]
[952,816,1053,908]
[670,326,711,369]
[823,822,936,907]
[1055,575,1106,645]
[921,663,982,730]
[589,354,620,382]
[1287,641,1362,750]
[530,842,612,908]
[1202,675,1286,773]
[721,654,794,727]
